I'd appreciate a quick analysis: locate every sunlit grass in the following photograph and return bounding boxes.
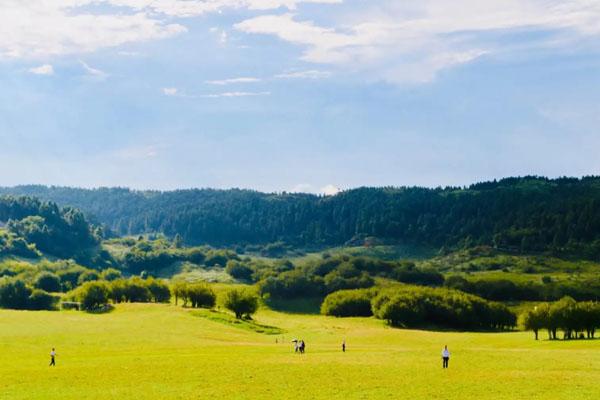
[2,302,600,399]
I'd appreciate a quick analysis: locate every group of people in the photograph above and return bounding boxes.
[48,344,451,368]
[293,339,306,353]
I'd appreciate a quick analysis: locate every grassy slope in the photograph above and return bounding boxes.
[2,303,600,399]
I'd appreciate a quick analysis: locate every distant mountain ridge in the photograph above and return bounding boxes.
[2,176,600,258]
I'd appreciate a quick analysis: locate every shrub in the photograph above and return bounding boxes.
[372,286,516,330]
[146,278,171,303]
[101,268,123,281]
[75,281,109,311]
[321,289,375,317]
[223,289,259,319]
[28,289,59,310]
[186,284,216,308]
[0,278,32,309]
[77,270,101,285]
[226,261,254,281]
[56,266,88,291]
[34,272,62,293]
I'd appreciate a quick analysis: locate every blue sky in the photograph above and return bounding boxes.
[1,0,600,193]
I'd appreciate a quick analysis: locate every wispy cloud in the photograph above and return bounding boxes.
[275,70,331,79]
[205,77,261,85]
[28,64,54,75]
[235,2,600,83]
[200,91,271,98]
[162,87,179,96]
[79,60,108,78]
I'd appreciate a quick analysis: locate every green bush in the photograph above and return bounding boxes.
[321,289,375,317]
[146,278,171,303]
[34,272,62,293]
[186,284,216,308]
[372,286,516,330]
[223,289,259,319]
[74,281,109,311]
[77,270,101,285]
[28,289,59,310]
[101,268,122,281]
[226,261,254,281]
[0,278,32,309]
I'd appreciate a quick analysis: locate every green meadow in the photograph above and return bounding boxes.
[2,302,599,400]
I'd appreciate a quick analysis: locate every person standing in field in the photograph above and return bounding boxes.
[342,340,346,352]
[441,345,450,369]
[49,348,56,367]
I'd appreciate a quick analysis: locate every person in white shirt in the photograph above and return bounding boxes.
[49,348,56,367]
[441,345,450,369]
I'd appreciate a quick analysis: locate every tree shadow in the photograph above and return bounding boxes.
[263,297,323,315]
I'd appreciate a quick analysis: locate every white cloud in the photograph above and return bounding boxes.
[235,1,600,83]
[29,64,54,75]
[206,77,261,85]
[289,183,340,195]
[0,2,186,59]
[0,1,339,59]
[320,184,340,196]
[275,70,331,79]
[79,60,108,78]
[200,91,271,98]
[162,87,179,96]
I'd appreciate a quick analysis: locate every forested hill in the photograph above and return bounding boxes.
[2,176,600,257]
[0,196,101,261]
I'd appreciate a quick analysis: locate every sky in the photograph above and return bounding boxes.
[1,0,600,194]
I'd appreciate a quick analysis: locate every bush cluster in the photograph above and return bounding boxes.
[0,278,59,310]
[370,286,516,330]
[257,256,443,300]
[172,281,216,308]
[446,276,600,302]
[320,289,375,317]
[520,297,600,340]
[71,277,171,311]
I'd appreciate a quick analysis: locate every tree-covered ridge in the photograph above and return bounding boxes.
[3,176,600,256]
[0,196,101,261]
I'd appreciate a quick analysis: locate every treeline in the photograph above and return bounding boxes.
[4,177,600,257]
[0,259,122,293]
[0,196,105,264]
[321,286,516,331]
[0,278,59,310]
[254,255,443,299]
[520,297,600,340]
[110,237,240,275]
[445,276,600,302]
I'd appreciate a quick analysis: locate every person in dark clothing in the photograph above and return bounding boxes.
[49,348,56,366]
[342,340,346,352]
[300,340,305,354]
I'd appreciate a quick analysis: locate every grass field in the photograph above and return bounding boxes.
[2,303,600,399]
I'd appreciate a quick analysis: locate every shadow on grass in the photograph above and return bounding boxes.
[190,309,285,335]
[264,297,323,315]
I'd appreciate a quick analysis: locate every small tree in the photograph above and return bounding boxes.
[172,281,187,306]
[223,289,259,319]
[101,268,123,281]
[34,272,62,293]
[187,284,216,308]
[76,281,109,311]
[77,270,101,285]
[520,304,548,340]
[28,289,59,310]
[147,278,171,303]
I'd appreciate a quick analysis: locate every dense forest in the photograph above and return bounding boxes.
[3,176,600,257]
[0,196,103,263]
